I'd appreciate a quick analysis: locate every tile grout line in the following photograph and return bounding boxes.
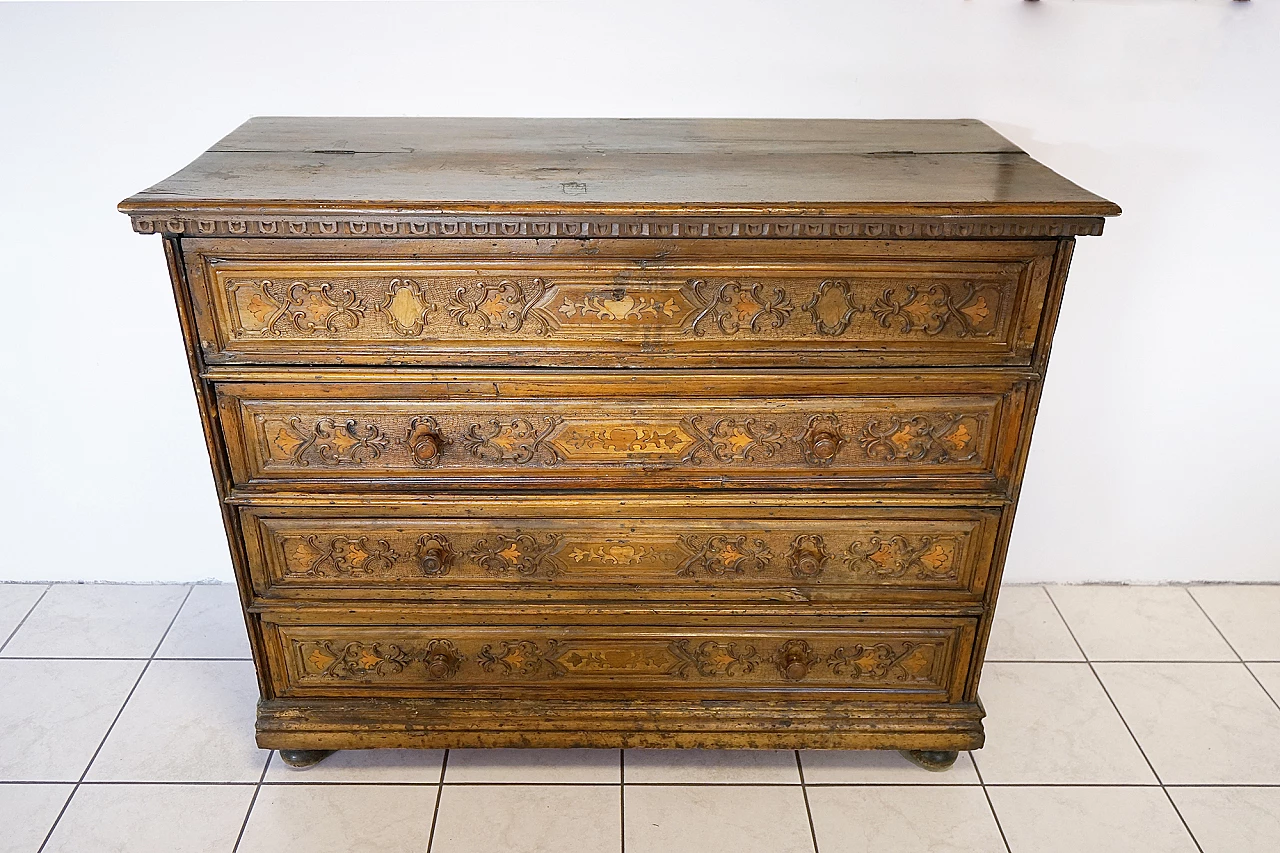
[794,750,821,853]
[969,750,1013,853]
[1043,587,1206,853]
[231,752,274,853]
[1185,588,1280,715]
[0,585,51,654]
[425,749,450,853]
[36,585,195,853]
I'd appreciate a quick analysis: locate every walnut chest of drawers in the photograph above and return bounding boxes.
[121,117,1117,768]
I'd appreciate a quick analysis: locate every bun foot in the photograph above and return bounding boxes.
[900,749,960,772]
[277,749,335,768]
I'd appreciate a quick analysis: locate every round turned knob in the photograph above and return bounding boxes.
[783,659,809,681]
[410,431,442,465]
[425,657,452,680]
[809,430,841,461]
[777,641,815,681]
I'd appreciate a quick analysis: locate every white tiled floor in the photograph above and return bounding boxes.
[2,582,1279,852]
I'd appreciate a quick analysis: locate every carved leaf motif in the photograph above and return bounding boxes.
[469,532,564,578]
[846,536,959,581]
[689,280,792,336]
[447,279,552,335]
[268,417,391,467]
[667,640,761,677]
[284,535,399,577]
[825,642,933,682]
[281,281,366,335]
[858,414,981,464]
[462,417,564,465]
[870,282,999,337]
[676,535,773,578]
[685,417,784,463]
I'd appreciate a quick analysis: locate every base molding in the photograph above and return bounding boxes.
[256,697,985,751]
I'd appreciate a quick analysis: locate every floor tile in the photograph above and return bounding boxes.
[972,662,1155,784]
[800,749,981,784]
[238,784,436,853]
[445,748,620,783]
[989,786,1199,853]
[1189,585,1280,661]
[86,660,268,782]
[42,783,253,853]
[264,748,445,783]
[434,784,619,853]
[625,749,800,784]
[808,784,1005,853]
[1249,662,1280,706]
[1096,662,1280,784]
[0,783,73,853]
[1046,585,1235,661]
[625,784,811,853]
[156,584,251,659]
[0,585,47,647]
[2,584,190,659]
[1169,787,1280,853]
[985,585,1083,661]
[0,659,143,781]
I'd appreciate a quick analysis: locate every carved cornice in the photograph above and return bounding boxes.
[128,213,1105,240]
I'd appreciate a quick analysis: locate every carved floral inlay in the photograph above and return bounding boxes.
[272,525,975,589]
[221,268,1011,348]
[294,634,945,686]
[858,414,982,463]
[267,417,390,466]
[447,279,552,335]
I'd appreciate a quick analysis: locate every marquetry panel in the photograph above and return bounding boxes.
[217,377,1024,490]
[241,505,1001,601]
[269,622,973,700]
[185,239,1055,368]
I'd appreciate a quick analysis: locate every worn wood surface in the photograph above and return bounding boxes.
[123,118,1116,754]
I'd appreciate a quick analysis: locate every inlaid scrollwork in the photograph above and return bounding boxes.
[667,640,761,677]
[462,417,564,465]
[846,536,959,581]
[689,280,793,335]
[858,414,980,463]
[870,282,997,337]
[468,532,565,578]
[447,279,553,335]
[685,416,784,463]
[675,535,774,577]
[267,417,391,466]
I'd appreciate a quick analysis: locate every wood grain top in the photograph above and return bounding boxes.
[120,117,1119,219]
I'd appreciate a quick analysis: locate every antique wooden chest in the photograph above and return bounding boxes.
[121,118,1117,769]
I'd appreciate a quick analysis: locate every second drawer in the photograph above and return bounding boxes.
[216,371,1028,491]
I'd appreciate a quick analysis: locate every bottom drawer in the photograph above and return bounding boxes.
[263,618,976,703]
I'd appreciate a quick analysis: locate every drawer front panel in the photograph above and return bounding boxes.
[186,238,1056,367]
[266,620,975,701]
[242,501,1001,604]
[217,373,1026,491]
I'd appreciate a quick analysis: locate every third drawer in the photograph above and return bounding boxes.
[237,494,1006,605]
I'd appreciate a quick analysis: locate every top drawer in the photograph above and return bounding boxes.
[182,238,1058,368]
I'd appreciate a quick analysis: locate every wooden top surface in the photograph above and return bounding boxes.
[120,118,1119,219]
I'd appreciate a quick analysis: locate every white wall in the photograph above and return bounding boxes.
[1,0,1276,583]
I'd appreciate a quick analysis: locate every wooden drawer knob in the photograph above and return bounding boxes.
[776,640,818,681]
[405,417,449,468]
[808,429,841,461]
